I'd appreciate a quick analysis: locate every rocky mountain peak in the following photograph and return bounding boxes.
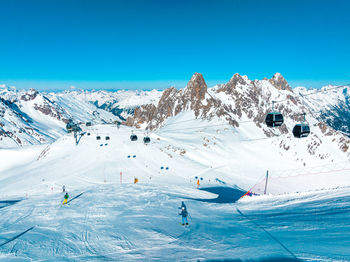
[184,72,207,102]
[125,73,211,129]
[217,73,251,95]
[269,72,292,91]
[123,72,348,158]
[229,73,250,86]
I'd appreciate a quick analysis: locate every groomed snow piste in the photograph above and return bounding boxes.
[1,114,350,261]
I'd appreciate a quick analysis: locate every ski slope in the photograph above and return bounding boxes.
[1,182,350,261]
[1,118,350,261]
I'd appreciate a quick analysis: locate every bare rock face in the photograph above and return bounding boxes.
[21,88,39,101]
[125,87,179,129]
[158,87,180,118]
[219,73,249,94]
[125,72,295,132]
[317,122,350,153]
[269,73,292,91]
[33,103,68,123]
[125,73,211,129]
[184,72,207,111]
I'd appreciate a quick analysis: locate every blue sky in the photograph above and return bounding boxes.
[0,0,349,90]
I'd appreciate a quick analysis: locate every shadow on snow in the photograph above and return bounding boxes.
[0,199,22,209]
[188,186,246,204]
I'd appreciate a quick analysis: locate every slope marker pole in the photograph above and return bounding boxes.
[264,170,269,195]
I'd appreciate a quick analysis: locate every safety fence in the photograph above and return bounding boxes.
[242,161,350,197]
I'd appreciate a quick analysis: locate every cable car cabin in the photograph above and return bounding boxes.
[292,123,310,138]
[143,136,150,144]
[105,136,110,140]
[96,136,101,140]
[130,134,138,141]
[265,112,284,127]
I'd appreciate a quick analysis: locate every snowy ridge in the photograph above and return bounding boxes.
[1,73,350,194]
[126,73,350,162]
[294,84,350,135]
[1,77,349,149]
[61,89,162,121]
[0,86,118,148]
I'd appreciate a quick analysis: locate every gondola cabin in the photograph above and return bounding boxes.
[292,123,310,138]
[265,112,284,127]
[143,136,150,144]
[130,134,138,141]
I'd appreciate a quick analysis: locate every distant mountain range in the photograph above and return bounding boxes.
[0,74,349,150]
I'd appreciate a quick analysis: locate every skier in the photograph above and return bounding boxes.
[178,201,189,226]
[62,192,69,205]
[62,185,66,192]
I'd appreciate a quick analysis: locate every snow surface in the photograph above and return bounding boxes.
[1,116,350,261]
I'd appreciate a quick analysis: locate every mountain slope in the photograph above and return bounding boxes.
[125,73,350,163]
[0,86,117,148]
[1,121,350,261]
[294,85,350,135]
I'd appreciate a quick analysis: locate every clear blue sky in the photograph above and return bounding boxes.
[0,0,349,90]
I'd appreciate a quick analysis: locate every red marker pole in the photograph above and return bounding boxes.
[120,172,122,184]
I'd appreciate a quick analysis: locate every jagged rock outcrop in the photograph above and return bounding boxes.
[125,72,295,134]
[125,73,216,129]
[219,73,250,94]
[269,72,292,91]
[21,88,39,101]
[184,73,208,112]
[2,75,349,156]
[123,72,350,159]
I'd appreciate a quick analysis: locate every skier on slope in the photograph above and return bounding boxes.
[63,192,69,205]
[178,201,189,226]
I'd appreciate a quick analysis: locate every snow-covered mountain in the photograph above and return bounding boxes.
[294,85,350,135]
[125,72,350,164]
[2,72,349,194]
[2,74,350,261]
[0,85,163,148]
[63,89,162,121]
[1,75,348,150]
[0,87,122,147]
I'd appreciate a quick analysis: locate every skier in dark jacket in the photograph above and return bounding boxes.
[178,201,189,225]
